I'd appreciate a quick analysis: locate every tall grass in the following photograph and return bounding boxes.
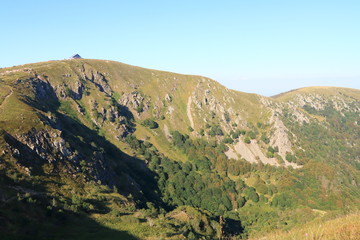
[251,212,360,240]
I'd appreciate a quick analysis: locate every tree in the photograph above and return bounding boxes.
[244,187,259,202]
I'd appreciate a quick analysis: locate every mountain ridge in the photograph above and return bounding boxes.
[2,58,359,98]
[1,58,360,239]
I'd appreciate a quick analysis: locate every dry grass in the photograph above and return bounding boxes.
[273,86,360,102]
[251,212,360,240]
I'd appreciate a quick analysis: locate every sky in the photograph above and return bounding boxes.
[1,0,359,96]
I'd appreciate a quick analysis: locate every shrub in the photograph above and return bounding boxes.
[224,112,231,122]
[136,102,144,113]
[244,187,259,202]
[237,196,246,208]
[266,151,274,158]
[141,119,159,129]
[274,154,284,165]
[285,152,296,162]
[208,125,223,136]
[223,137,234,144]
[261,134,270,144]
[271,193,293,208]
[199,128,205,136]
[248,131,256,139]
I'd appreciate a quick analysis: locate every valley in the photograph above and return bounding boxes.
[0,59,360,239]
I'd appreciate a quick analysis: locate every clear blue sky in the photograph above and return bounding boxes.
[1,0,359,96]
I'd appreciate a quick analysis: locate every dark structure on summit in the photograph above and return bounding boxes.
[70,54,82,59]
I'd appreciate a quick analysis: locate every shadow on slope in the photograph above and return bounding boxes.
[52,111,165,207]
[0,168,138,240]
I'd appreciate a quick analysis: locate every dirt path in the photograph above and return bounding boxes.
[187,96,194,129]
[0,86,13,110]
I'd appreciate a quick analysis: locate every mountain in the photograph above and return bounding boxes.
[0,59,360,239]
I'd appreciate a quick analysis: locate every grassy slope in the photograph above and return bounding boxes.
[0,59,265,158]
[251,212,360,240]
[2,59,360,239]
[273,86,360,102]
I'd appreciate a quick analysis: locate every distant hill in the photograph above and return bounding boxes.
[0,59,360,239]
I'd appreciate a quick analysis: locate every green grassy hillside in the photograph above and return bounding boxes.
[1,59,360,239]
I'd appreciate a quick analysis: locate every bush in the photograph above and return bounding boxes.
[199,129,205,136]
[261,134,270,144]
[136,102,144,113]
[171,131,186,146]
[244,187,259,202]
[223,137,234,144]
[208,125,223,136]
[244,137,251,144]
[285,152,296,162]
[266,151,274,158]
[141,119,159,129]
[268,146,274,153]
[237,196,246,208]
[247,131,256,139]
[271,193,293,208]
[275,154,284,164]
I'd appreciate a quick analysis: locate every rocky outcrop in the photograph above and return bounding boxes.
[34,80,57,101]
[81,68,112,96]
[4,127,121,186]
[16,128,77,163]
[269,112,294,158]
[71,80,85,100]
[120,91,150,117]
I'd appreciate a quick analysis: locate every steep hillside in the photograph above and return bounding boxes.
[251,211,360,240]
[0,59,360,239]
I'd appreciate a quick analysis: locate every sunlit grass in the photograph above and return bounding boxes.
[251,212,360,240]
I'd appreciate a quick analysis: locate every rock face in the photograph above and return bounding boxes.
[269,112,293,158]
[83,70,112,96]
[17,128,72,163]
[71,80,85,100]
[3,125,126,187]
[120,91,150,117]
